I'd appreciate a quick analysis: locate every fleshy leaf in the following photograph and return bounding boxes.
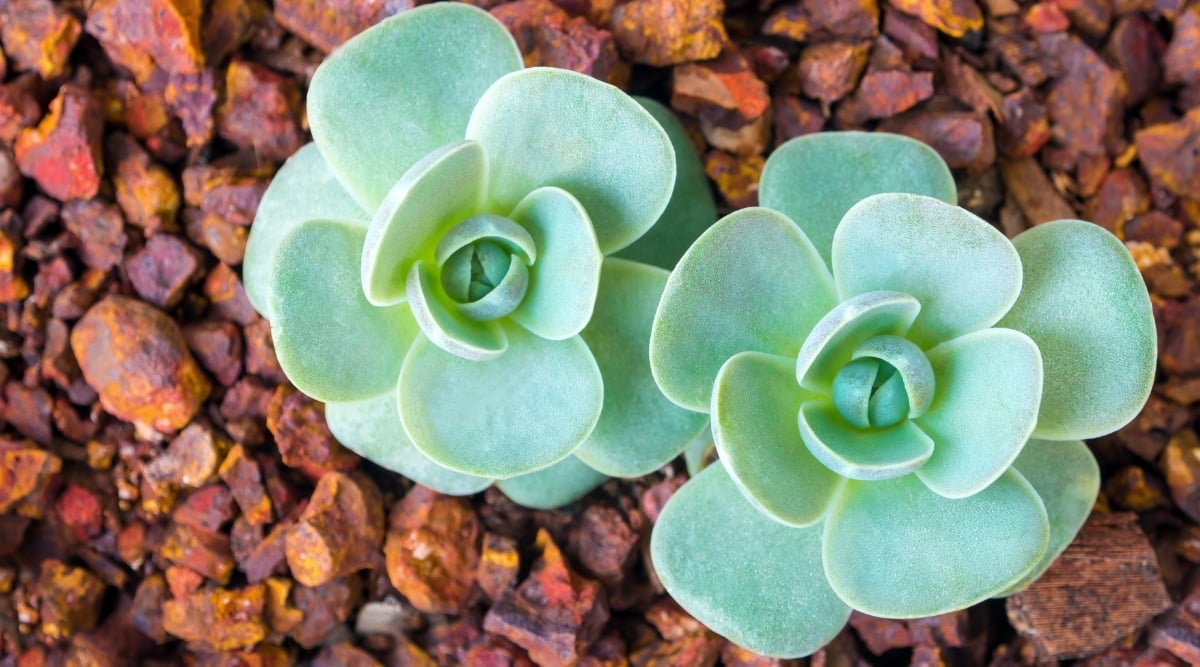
[268,221,416,402]
[508,187,604,340]
[651,208,837,412]
[795,291,921,393]
[683,422,714,476]
[307,3,521,209]
[652,463,851,658]
[823,471,1048,618]
[999,439,1100,594]
[495,456,607,509]
[761,131,955,267]
[833,193,1024,346]
[325,391,492,496]
[576,259,709,477]
[362,141,487,306]
[466,68,675,254]
[434,213,536,265]
[615,97,718,269]
[852,335,935,418]
[712,352,842,526]
[997,220,1156,440]
[246,143,369,319]
[398,326,603,478]
[406,260,507,360]
[798,401,934,481]
[915,328,1043,499]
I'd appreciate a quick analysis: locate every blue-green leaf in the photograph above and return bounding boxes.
[798,401,934,481]
[496,456,607,509]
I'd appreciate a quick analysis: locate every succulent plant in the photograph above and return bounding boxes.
[648,132,1156,657]
[243,2,712,506]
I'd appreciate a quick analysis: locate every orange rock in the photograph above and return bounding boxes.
[0,0,81,79]
[108,133,181,232]
[219,444,274,526]
[38,560,107,641]
[263,577,303,635]
[672,50,769,123]
[611,0,727,67]
[84,0,204,83]
[797,41,870,103]
[762,3,811,41]
[146,422,229,490]
[162,584,267,651]
[478,533,520,602]
[703,150,762,209]
[70,295,212,432]
[216,59,303,162]
[491,0,629,87]
[385,485,480,614]
[14,84,104,201]
[0,440,61,516]
[1136,108,1200,200]
[285,471,383,587]
[267,385,358,480]
[887,0,983,36]
[0,229,29,303]
[273,0,410,53]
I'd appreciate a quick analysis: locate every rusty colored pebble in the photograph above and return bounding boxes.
[274,0,411,53]
[146,422,229,490]
[773,96,824,146]
[182,161,272,227]
[909,610,970,647]
[1104,465,1170,512]
[125,234,205,308]
[610,0,727,67]
[0,83,40,143]
[108,133,181,232]
[205,263,257,325]
[267,384,358,479]
[0,0,81,79]
[263,576,303,635]
[1040,33,1126,160]
[804,0,879,39]
[385,485,479,614]
[72,295,211,432]
[848,611,914,654]
[57,484,104,542]
[672,50,770,124]
[721,643,802,666]
[286,471,383,587]
[1023,2,1069,32]
[1135,108,1200,200]
[162,584,267,651]
[0,148,22,208]
[463,636,535,666]
[160,521,236,583]
[314,643,384,667]
[0,229,28,303]
[484,529,609,667]
[997,88,1051,157]
[1007,512,1173,659]
[85,0,204,83]
[883,8,938,60]
[240,522,289,583]
[184,320,244,387]
[1126,210,1183,248]
[845,68,934,123]
[219,445,273,525]
[478,532,520,602]
[1083,168,1150,235]
[187,210,248,266]
[193,645,293,667]
[798,41,870,103]
[998,156,1075,224]
[568,505,638,585]
[164,69,218,148]
[244,317,285,382]
[630,632,724,666]
[701,113,771,156]
[762,3,811,41]
[216,60,304,162]
[491,0,629,87]
[704,150,762,209]
[60,199,127,271]
[1164,5,1200,86]
[1164,430,1200,523]
[38,560,106,641]
[887,0,982,36]
[0,441,62,516]
[641,476,686,524]
[4,383,51,444]
[173,483,238,532]
[1104,15,1163,107]
[15,83,104,201]
[291,577,357,648]
[166,565,204,598]
[130,573,169,643]
[880,109,994,172]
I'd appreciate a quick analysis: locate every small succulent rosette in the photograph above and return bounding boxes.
[243,3,712,506]
[648,132,1156,657]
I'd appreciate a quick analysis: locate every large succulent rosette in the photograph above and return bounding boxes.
[647,133,1156,657]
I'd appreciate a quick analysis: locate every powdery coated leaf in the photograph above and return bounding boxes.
[996,220,1156,440]
[508,187,603,340]
[398,326,603,479]
[576,259,709,477]
[268,221,416,402]
[325,391,492,496]
[651,463,851,658]
[406,260,507,361]
[650,208,837,412]
[795,291,921,393]
[712,352,842,527]
[245,143,368,319]
[999,438,1100,595]
[761,131,955,268]
[495,455,607,509]
[615,97,718,270]
[466,68,675,254]
[833,194,1024,347]
[362,141,488,306]
[915,328,1043,499]
[798,401,934,481]
[823,471,1048,618]
[682,422,714,476]
[307,3,521,210]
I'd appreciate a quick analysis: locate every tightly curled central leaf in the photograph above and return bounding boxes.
[830,334,935,429]
[436,214,536,321]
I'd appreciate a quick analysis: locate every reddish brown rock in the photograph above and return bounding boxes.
[286,472,383,587]
[478,532,520,602]
[273,0,411,53]
[804,0,879,39]
[186,209,248,266]
[999,156,1075,224]
[125,234,205,308]
[0,147,21,209]
[183,161,270,227]
[220,445,273,526]
[130,574,169,643]
[997,88,1051,157]
[0,82,40,143]
[146,422,229,490]
[71,295,211,432]
[672,50,769,125]
[184,320,243,387]
[1104,465,1170,512]
[85,0,205,83]
[37,560,106,641]
[385,485,480,614]
[485,530,609,667]
[57,484,104,542]
[1040,34,1126,160]
[0,0,81,79]
[267,384,358,479]
[880,108,994,172]
[0,440,62,516]
[1165,430,1200,523]
[762,3,811,41]
[239,522,290,583]
[1083,168,1150,235]
[216,59,304,162]
[798,41,870,103]
[841,67,934,123]
[15,84,104,201]
[108,133,181,232]
[314,643,384,667]
[611,0,727,67]
[60,199,127,271]
[4,383,51,444]
[1136,108,1200,200]
[1104,15,1163,107]
[0,229,28,303]
[165,68,218,148]
[162,584,267,651]
[849,612,914,654]
[773,96,824,145]
[205,262,258,325]
[704,150,762,209]
[888,0,982,36]
[568,505,638,586]
[492,0,628,86]
[1164,5,1200,86]
[160,521,235,583]
[291,577,357,648]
